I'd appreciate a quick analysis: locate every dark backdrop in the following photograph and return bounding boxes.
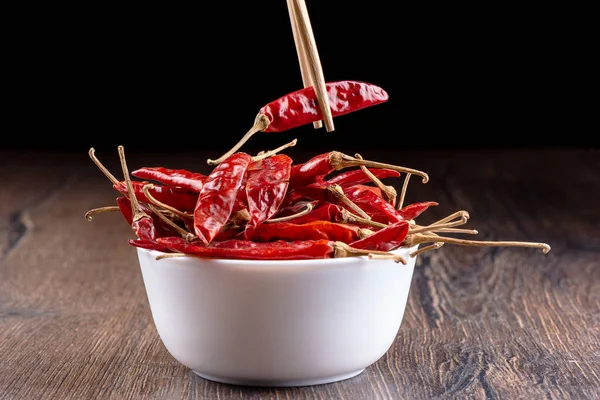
[5,3,595,153]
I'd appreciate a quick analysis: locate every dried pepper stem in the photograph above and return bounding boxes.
[326,184,371,220]
[340,209,387,229]
[84,206,120,221]
[404,233,551,254]
[156,253,187,261]
[333,242,406,264]
[89,148,119,185]
[266,202,314,223]
[431,210,470,226]
[142,184,192,220]
[432,227,478,235]
[354,153,397,205]
[207,114,270,165]
[330,152,429,183]
[253,138,298,162]
[397,173,412,210]
[409,219,471,234]
[117,146,149,222]
[146,204,195,242]
[368,253,407,264]
[410,242,444,258]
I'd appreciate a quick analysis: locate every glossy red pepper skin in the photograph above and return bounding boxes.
[194,153,252,244]
[344,186,403,224]
[114,181,198,212]
[157,237,337,260]
[327,168,400,187]
[116,197,180,239]
[260,81,389,133]
[244,155,292,239]
[398,202,438,220]
[128,239,170,252]
[289,152,334,189]
[249,221,363,243]
[288,203,344,225]
[349,221,409,251]
[132,167,206,192]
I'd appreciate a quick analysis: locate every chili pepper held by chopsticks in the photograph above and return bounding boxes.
[249,221,372,243]
[207,81,390,165]
[156,237,406,263]
[132,167,206,192]
[244,155,292,239]
[289,151,429,190]
[194,153,253,244]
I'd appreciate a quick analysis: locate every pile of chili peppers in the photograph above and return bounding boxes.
[86,81,551,262]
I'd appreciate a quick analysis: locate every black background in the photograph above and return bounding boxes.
[5,3,595,154]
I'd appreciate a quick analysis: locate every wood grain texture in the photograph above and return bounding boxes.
[0,148,598,400]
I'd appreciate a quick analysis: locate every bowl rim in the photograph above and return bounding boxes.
[136,245,419,268]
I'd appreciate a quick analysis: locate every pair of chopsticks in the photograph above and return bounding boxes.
[286,0,335,132]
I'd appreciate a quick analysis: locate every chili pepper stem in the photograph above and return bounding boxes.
[404,233,551,254]
[368,253,407,264]
[333,241,406,264]
[430,227,478,235]
[117,146,149,222]
[207,114,270,165]
[354,153,397,205]
[232,209,252,227]
[142,184,192,220]
[340,209,387,229]
[266,202,314,223]
[327,184,372,220]
[431,210,470,226]
[89,148,119,185]
[253,139,298,162]
[147,203,196,242]
[397,173,412,210]
[330,152,429,184]
[410,242,444,258]
[409,219,471,234]
[84,206,120,221]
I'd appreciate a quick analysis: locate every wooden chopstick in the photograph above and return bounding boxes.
[286,0,322,129]
[290,0,335,132]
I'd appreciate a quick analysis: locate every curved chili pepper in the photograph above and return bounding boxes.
[398,201,438,220]
[128,239,170,252]
[249,221,370,243]
[116,197,181,239]
[194,153,252,244]
[348,221,409,251]
[244,155,292,239]
[285,202,344,225]
[132,167,206,192]
[114,181,198,212]
[346,184,382,198]
[344,186,403,224]
[327,168,400,187]
[261,81,388,133]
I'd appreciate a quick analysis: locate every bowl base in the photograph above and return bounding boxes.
[192,368,365,387]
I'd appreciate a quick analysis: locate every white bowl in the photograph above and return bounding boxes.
[136,245,418,387]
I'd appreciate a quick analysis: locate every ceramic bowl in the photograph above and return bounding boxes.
[136,245,418,387]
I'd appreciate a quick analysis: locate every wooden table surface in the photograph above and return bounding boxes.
[0,147,598,400]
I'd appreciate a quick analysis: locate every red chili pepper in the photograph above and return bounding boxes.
[244,155,292,239]
[249,221,370,243]
[348,221,409,251]
[194,153,252,244]
[207,81,389,166]
[344,186,403,224]
[114,181,198,212]
[132,167,206,192]
[128,239,170,252]
[116,197,181,239]
[327,168,400,187]
[286,202,344,225]
[398,201,438,220]
[346,184,382,198]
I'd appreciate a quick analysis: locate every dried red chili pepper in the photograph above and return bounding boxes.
[398,201,438,221]
[344,186,404,224]
[128,239,170,252]
[113,181,198,213]
[249,221,371,243]
[156,237,404,262]
[116,197,182,239]
[282,202,344,225]
[349,221,409,251]
[289,151,428,190]
[207,81,389,165]
[194,153,253,244]
[132,167,206,192]
[244,155,292,239]
[327,168,400,187]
